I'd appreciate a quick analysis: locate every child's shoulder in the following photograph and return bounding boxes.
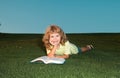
[65,41,70,45]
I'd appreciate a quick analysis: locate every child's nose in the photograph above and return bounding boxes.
[53,37,57,40]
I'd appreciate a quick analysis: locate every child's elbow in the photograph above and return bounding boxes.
[65,54,69,59]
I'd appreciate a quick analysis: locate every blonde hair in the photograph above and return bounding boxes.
[42,24,68,50]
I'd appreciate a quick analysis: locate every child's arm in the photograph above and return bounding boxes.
[47,45,57,57]
[55,54,69,59]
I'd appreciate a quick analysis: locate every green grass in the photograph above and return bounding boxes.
[0,33,120,78]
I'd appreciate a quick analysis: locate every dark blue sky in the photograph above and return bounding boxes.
[0,0,120,33]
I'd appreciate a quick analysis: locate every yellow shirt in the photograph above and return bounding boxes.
[46,41,79,55]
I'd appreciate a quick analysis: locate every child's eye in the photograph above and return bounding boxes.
[56,35,60,37]
[50,36,54,38]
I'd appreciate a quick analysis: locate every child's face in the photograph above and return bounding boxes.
[49,33,61,46]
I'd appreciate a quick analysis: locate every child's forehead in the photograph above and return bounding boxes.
[49,32,60,35]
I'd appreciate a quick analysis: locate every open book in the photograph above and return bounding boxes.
[30,56,65,64]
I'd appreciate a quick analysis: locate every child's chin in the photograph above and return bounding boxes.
[51,43,58,46]
[52,44,56,46]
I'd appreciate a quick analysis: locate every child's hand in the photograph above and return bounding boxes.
[48,54,55,58]
[53,44,58,49]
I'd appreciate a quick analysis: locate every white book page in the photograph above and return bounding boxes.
[30,56,65,64]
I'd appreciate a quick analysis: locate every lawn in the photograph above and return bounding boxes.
[0,33,120,78]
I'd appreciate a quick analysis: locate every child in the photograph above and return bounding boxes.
[42,24,94,59]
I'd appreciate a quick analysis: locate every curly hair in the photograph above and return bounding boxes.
[42,24,68,50]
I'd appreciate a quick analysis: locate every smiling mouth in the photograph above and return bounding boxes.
[52,41,58,43]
